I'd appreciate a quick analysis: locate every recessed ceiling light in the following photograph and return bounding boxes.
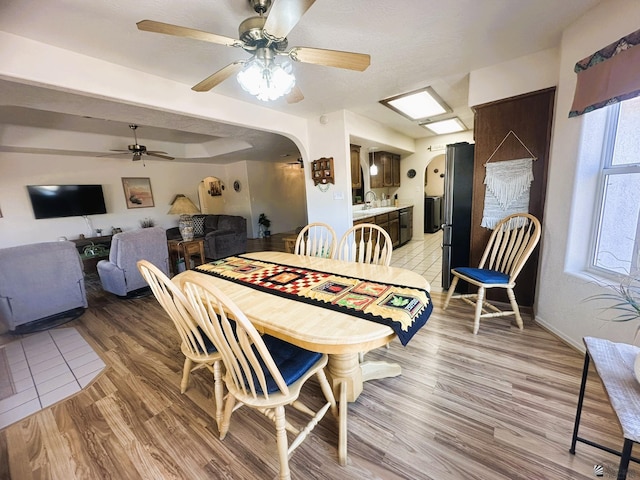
[380,86,451,121]
[420,117,466,135]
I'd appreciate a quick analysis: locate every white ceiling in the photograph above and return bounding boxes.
[0,0,601,162]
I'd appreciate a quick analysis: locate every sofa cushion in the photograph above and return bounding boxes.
[192,215,206,237]
[204,215,219,234]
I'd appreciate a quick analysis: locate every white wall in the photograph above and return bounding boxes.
[535,0,640,349]
[0,152,222,247]
[466,0,640,349]
[245,160,307,237]
[469,47,559,107]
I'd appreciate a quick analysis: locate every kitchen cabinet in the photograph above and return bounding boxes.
[350,144,362,189]
[353,205,412,248]
[370,151,401,188]
[388,210,400,247]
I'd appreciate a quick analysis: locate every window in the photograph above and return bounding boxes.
[592,95,640,277]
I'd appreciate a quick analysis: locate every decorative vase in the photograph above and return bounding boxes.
[179,215,195,241]
[635,353,640,383]
[180,224,194,242]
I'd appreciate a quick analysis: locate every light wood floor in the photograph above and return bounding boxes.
[0,253,636,479]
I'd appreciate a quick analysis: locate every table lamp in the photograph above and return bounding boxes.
[168,194,200,241]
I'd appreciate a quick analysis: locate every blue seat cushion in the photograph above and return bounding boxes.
[195,326,218,354]
[253,335,323,394]
[453,267,509,284]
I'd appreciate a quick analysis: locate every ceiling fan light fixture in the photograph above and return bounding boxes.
[237,49,295,101]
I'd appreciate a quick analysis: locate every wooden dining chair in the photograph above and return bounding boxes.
[443,213,542,334]
[337,223,393,360]
[294,222,337,258]
[336,223,393,266]
[178,272,338,480]
[136,260,225,430]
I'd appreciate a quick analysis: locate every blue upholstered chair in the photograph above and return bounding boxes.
[442,213,541,334]
[97,227,169,298]
[177,271,337,480]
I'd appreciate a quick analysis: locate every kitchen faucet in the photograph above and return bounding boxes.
[364,190,377,208]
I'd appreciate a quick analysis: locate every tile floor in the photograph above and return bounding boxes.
[0,327,105,429]
[391,230,443,291]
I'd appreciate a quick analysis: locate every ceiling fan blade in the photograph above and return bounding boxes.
[137,20,242,47]
[97,151,129,157]
[286,85,304,104]
[147,152,175,160]
[192,62,245,92]
[263,0,316,40]
[289,47,370,71]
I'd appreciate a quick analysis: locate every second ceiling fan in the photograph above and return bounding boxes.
[137,0,370,103]
[107,124,175,161]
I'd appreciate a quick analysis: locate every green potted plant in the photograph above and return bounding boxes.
[588,272,640,379]
[258,213,271,238]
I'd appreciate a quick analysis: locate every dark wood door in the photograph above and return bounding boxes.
[470,87,555,307]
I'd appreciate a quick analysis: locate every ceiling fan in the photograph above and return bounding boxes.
[104,124,175,161]
[136,0,370,103]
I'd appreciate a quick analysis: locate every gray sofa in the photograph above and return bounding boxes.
[97,227,169,297]
[200,214,247,259]
[167,214,247,260]
[0,241,88,332]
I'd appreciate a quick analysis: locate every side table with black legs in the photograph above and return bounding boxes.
[570,336,640,479]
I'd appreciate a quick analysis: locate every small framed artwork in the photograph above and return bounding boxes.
[208,179,223,197]
[122,177,154,209]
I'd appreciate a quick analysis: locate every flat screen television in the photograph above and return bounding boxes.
[27,184,107,219]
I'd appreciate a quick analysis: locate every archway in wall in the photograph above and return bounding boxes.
[198,176,225,214]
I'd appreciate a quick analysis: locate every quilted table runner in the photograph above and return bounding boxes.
[195,255,433,346]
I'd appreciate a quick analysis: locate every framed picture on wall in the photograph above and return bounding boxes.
[122,177,154,209]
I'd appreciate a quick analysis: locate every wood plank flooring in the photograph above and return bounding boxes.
[1,260,637,479]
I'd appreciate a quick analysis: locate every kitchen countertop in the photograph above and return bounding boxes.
[352,204,413,221]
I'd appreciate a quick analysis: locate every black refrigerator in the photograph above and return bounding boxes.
[441,142,475,291]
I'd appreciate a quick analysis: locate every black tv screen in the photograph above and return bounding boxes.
[27,185,107,219]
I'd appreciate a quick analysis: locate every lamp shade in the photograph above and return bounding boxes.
[167,195,200,215]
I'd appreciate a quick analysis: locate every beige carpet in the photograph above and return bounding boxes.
[0,347,16,401]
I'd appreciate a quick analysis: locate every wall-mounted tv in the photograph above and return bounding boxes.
[27,184,107,219]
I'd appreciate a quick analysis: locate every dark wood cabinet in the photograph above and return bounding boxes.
[350,144,362,189]
[388,210,400,247]
[370,151,400,188]
[470,87,555,307]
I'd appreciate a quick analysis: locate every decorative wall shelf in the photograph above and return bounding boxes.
[311,157,334,186]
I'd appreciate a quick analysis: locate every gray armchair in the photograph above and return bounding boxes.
[97,227,169,297]
[0,241,87,332]
[201,214,247,260]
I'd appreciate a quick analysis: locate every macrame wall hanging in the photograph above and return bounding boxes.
[481,131,536,229]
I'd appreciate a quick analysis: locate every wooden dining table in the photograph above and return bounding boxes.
[175,251,431,465]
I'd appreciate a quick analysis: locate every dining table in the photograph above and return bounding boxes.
[175,251,432,465]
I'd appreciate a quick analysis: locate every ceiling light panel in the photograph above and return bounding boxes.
[380,86,451,121]
[420,117,467,135]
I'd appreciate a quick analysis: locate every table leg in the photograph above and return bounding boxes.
[326,352,402,466]
[570,352,590,454]
[618,439,633,480]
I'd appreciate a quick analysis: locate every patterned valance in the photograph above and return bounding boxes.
[569,29,640,117]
